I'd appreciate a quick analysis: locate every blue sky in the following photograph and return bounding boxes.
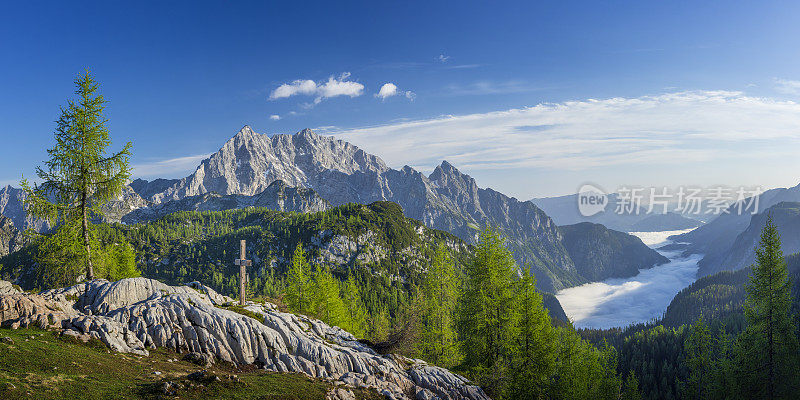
[2,1,800,198]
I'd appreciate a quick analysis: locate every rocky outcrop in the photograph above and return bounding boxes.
[122,180,331,224]
[0,185,51,233]
[0,215,24,257]
[0,277,488,400]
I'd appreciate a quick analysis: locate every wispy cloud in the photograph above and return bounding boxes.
[443,80,545,96]
[774,78,800,94]
[132,153,213,179]
[436,54,450,63]
[444,64,483,70]
[326,90,800,174]
[269,114,281,121]
[269,73,364,104]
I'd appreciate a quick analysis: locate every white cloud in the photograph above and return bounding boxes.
[326,90,800,196]
[269,73,364,104]
[375,83,415,101]
[774,78,800,94]
[436,54,450,63]
[132,153,213,179]
[269,114,281,121]
[376,83,398,100]
[269,79,317,99]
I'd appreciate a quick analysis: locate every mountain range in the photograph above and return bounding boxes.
[671,183,800,276]
[0,126,677,293]
[531,193,703,232]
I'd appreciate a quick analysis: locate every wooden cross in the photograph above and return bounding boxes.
[234,240,252,306]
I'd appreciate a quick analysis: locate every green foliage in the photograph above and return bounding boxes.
[551,329,621,400]
[683,318,712,399]
[458,227,520,395]
[285,244,312,314]
[734,215,799,399]
[20,71,132,282]
[621,370,642,400]
[507,270,556,399]
[420,244,462,368]
[309,266,349,330]
[340,274,368,338]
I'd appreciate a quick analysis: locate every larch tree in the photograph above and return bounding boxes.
[285,243,312,314]
[22,70,131,282]
[735,215,799,399]
[507,270,557,399]
[310,266,349,329]
[340,274,368,338]
[458,227,520,396]
[421,243,461,368]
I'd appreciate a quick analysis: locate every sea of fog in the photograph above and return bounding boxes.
[556,229,702,329]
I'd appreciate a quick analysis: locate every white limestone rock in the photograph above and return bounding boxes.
[0,277,489,400]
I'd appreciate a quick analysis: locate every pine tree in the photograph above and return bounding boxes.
[22,70,132,281]
[735,215,799,399]
[458,227,520,396]
[507,270,557,399]
[285,244,311,314]
[683,318,712,399]
[421,244,461,367]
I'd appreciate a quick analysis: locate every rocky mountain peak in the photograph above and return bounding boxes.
[429,160,478,192]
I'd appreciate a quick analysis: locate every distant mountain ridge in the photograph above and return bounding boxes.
[531,193,703,232]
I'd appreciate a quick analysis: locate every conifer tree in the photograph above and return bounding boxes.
[341,274,368,337]
[621,371,642,400]
[285,243,311,314]
[458,227,520,396]
[310,266,349,329]
[22,71,132,281]
[683,317,712,399]
[735,215,799,399]
[507,270,557,399]
[421,244,461,367]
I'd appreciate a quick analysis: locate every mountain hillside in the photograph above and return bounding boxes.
[559,222,669,281]
[672,182,800,276]
[712,202,800,273]
[122,180,330,224]
[135,126,578,292]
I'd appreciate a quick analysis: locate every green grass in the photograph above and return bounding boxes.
[0,327,384,400]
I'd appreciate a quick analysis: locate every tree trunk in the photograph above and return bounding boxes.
[82,189,93,280]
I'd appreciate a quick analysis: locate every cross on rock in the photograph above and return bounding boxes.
[234,240,252,306]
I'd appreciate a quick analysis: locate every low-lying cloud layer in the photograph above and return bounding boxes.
[556,230,700,329]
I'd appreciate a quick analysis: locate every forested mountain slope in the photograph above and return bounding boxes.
[558,222,668,281]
